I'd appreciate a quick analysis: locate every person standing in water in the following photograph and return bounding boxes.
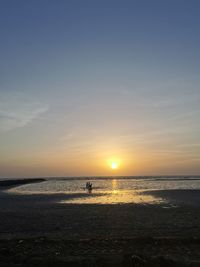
[86,182,92,193]
[89,182,92,193]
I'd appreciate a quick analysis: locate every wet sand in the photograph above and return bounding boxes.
[1,180,200,266]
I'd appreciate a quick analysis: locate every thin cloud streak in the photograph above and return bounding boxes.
[0,93,49,133]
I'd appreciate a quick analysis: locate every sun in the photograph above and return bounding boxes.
[111,162,118,169]
[107,158,121,170]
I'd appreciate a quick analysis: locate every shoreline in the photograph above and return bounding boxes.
[1,189,200,240]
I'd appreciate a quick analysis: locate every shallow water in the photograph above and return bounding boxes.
[7,176,200,204]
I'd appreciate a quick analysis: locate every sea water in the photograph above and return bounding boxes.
[6,176,200,204]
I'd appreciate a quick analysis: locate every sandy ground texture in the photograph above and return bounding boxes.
[1,179,200,266]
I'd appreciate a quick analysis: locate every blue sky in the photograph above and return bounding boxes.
[0,0,200,177]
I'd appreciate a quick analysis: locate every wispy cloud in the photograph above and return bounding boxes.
[0,92,48,132]
[119,87,200,109]
[176,143,200,148]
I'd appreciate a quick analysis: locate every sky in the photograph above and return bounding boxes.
[0,0,200,177]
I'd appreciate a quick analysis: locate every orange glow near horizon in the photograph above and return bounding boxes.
[4,146,200,177]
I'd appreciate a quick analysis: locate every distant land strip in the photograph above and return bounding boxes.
[0,178,46,188]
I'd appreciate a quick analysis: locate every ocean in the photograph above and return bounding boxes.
[6,176,200,205]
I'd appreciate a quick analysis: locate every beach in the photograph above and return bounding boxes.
[1,179,200,266]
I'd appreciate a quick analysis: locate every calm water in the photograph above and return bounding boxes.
[7,176,200,204]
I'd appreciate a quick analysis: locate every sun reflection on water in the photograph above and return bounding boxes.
[60,189,163,205]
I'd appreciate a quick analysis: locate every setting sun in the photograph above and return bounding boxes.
[111,162,118,169]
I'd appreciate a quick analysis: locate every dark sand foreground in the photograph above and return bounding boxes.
[1,179,200,266]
